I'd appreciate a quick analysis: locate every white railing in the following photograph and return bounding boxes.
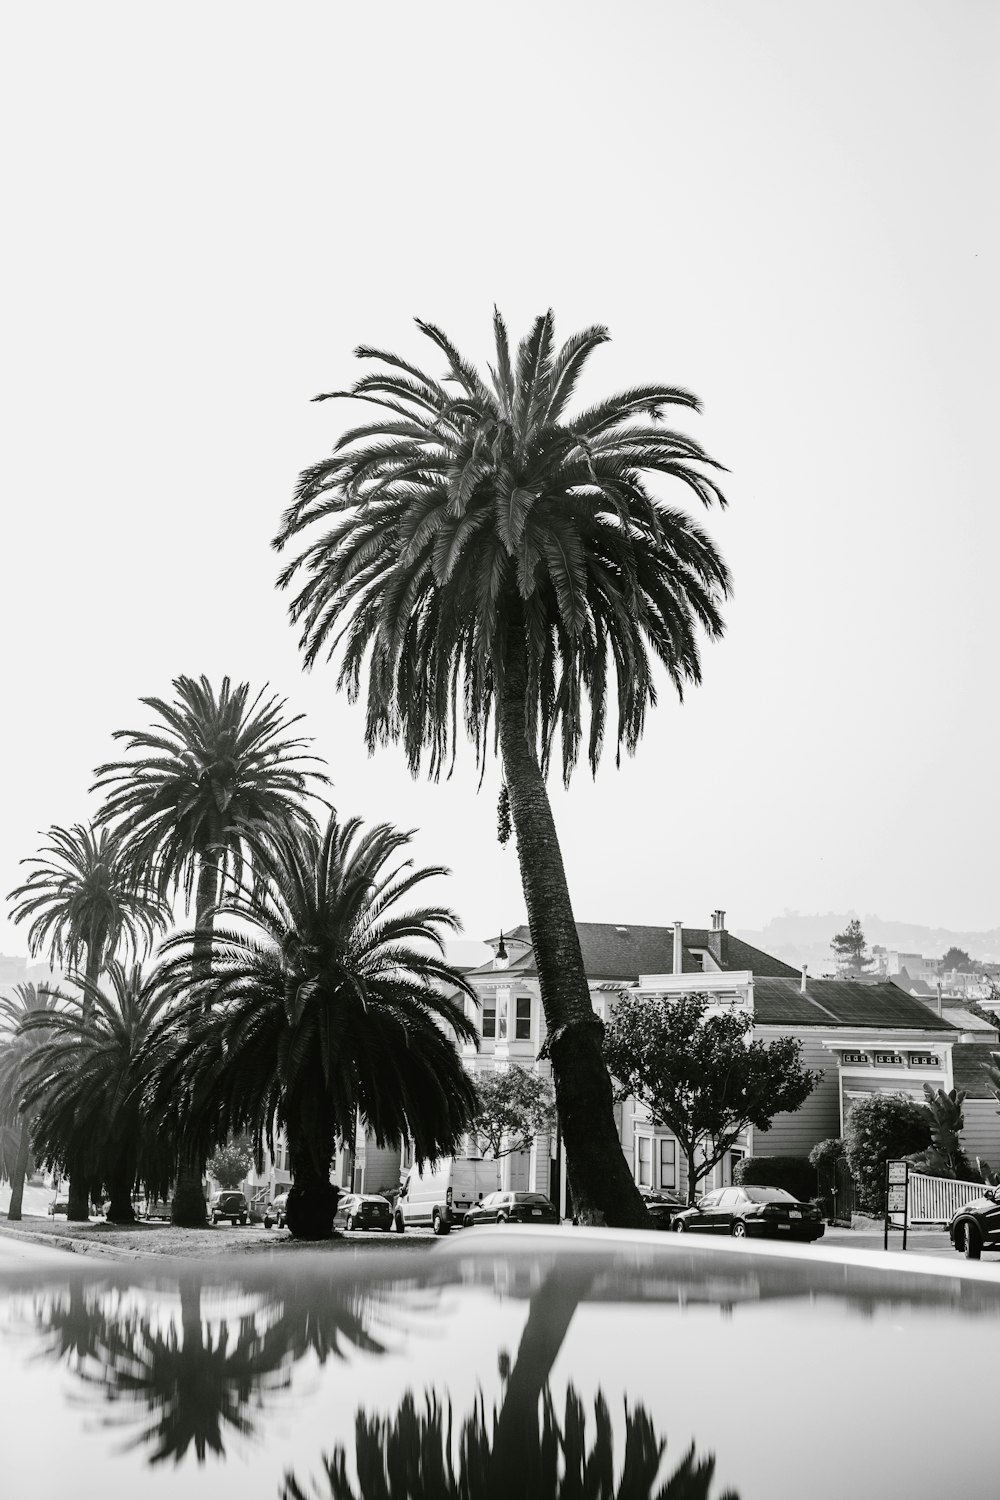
[907,1173,985,1225]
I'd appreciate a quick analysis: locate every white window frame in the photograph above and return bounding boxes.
[658,1137,677,1190]
[636,1134,652,1187]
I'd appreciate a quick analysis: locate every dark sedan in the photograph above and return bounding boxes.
[948,1185,1000,1258]
[334,1193,393,1232]
[462,1191,560,1227]
[672,1185,825,1242]
[639,1187,686,1230]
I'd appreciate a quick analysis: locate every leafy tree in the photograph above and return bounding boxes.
[603,995,821,1204]
[0,983,60,1220]
[274,311,730,1228]
[843,1093,931,1213]
[93,675,326,1225]
[152,812,480,1238]
[906,1085,978,1181]
[472,1067,556,1161]
[941,946,974,972]
[18,963,176,1222]
[830,918,871,972]
[207,1135,255,1190]
[7,822,169,1220]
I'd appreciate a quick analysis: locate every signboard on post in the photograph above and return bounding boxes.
[884,1159,910,1250]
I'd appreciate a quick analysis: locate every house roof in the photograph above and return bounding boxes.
[466,923,800,982]
[752,978,958,1031]
[951,1043,1000,1101]
[891,970,937,998]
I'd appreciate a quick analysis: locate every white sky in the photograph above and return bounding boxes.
[2,1,997,956]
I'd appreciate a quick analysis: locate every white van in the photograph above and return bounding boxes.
[394,1157,502,1234]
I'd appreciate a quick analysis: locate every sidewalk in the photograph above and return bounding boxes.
[819,1223,954,1258]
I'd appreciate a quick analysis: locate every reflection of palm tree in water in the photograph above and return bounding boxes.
[24,1273,398,1467]
[282,1264,737,1500]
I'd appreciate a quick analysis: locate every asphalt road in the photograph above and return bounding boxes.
[0,1182,57,1220]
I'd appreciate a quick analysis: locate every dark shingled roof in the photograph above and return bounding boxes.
[466,923,799,981]
[951,1043,1000,1100]
[753,978,958,1031]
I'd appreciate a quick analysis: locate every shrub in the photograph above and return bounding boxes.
[844,1094,931,1213]
[734,1155,817,1203]
[808,1137,845,1172]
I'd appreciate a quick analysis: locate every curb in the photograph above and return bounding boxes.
[0,1222,140,1261]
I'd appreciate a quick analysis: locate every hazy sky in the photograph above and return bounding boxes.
[2,2,997,957]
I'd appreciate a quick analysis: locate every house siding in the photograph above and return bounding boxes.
[961,1102,1000,1173]
[751,1031,841,1157]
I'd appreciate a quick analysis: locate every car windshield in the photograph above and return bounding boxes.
[512,1194,551,1204]
[743,1188,798,1203]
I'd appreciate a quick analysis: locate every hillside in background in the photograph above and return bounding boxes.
[736,913,1000,974]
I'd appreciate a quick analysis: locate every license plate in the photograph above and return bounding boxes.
[789,1210,801,1218]
[532,1209,542,1216]
[777,1223,791,1230]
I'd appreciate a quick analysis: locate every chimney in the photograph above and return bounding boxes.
[707,909,728,968]
[800,964,808,994]
[673,921,684,975]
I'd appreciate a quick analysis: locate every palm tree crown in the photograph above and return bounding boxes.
[274,310,731,781]
[18,964,176,1213]
[154,812,479,1183]
[92,675,327,911]
[7,823,167,977]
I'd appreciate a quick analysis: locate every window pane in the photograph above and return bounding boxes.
[497,995,508,1040]
[658,1138,676,1188]
[483,1000,496,1039]
[515,997,531,1039]
[637,1136,652,1187]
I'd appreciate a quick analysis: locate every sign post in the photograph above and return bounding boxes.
[884,1159,909,1250]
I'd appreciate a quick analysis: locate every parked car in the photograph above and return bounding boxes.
[949,1185,1000,1258]
[264,1192,289,1230]
[394,1157,502,1235]
[143,1199,173,1221]
[672,1185,825,1242]
[639,1186,686,1230]
[210,1191,249,1226]
[334,1193,393,1233]
[462,1191,560,1228]
[48,1196,70,1217]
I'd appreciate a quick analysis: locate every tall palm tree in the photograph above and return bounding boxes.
[153,811,480,1238]
[93,674,328,1225]
[17,964,176,1222]
[7,822,169,1220]
[0,983,61,1221]
[273,311,731,1226]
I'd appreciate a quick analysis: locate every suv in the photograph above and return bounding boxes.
[949,1185,1000,1258]
[210,1191,249,1226]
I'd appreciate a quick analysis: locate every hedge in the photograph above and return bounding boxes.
[734,1155,817,1203]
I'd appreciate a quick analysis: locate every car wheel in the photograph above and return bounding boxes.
[962,1222,982,1260]
[212,1214,219,1224]
[241,1215,248,1225]
[496,1214,507,1225]
[264,1215,273,1229]
[346,1215,355,1232]
[432,1210,450,1236]
[394,1212,405,1234]
[674,1219,686,1233]
[731,1221,747,1239]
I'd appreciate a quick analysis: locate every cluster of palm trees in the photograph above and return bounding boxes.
[4,310,730,1234]
[0,675,479,1236]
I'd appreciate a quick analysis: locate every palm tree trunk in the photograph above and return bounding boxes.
[6,1121,32,1221]
[106,1166,137,1224]
[286,1122,338,1239]
[66,944,104,1223]
[171,854,219,1228]
[486,1262,595,1498]
[498,631,647,1230]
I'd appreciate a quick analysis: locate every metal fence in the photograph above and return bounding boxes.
[907,1173,985,1225]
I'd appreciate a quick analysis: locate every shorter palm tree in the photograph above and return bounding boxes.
[154,812,480,1238]
[0,983,61,1221]
[18,964,176,1222]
